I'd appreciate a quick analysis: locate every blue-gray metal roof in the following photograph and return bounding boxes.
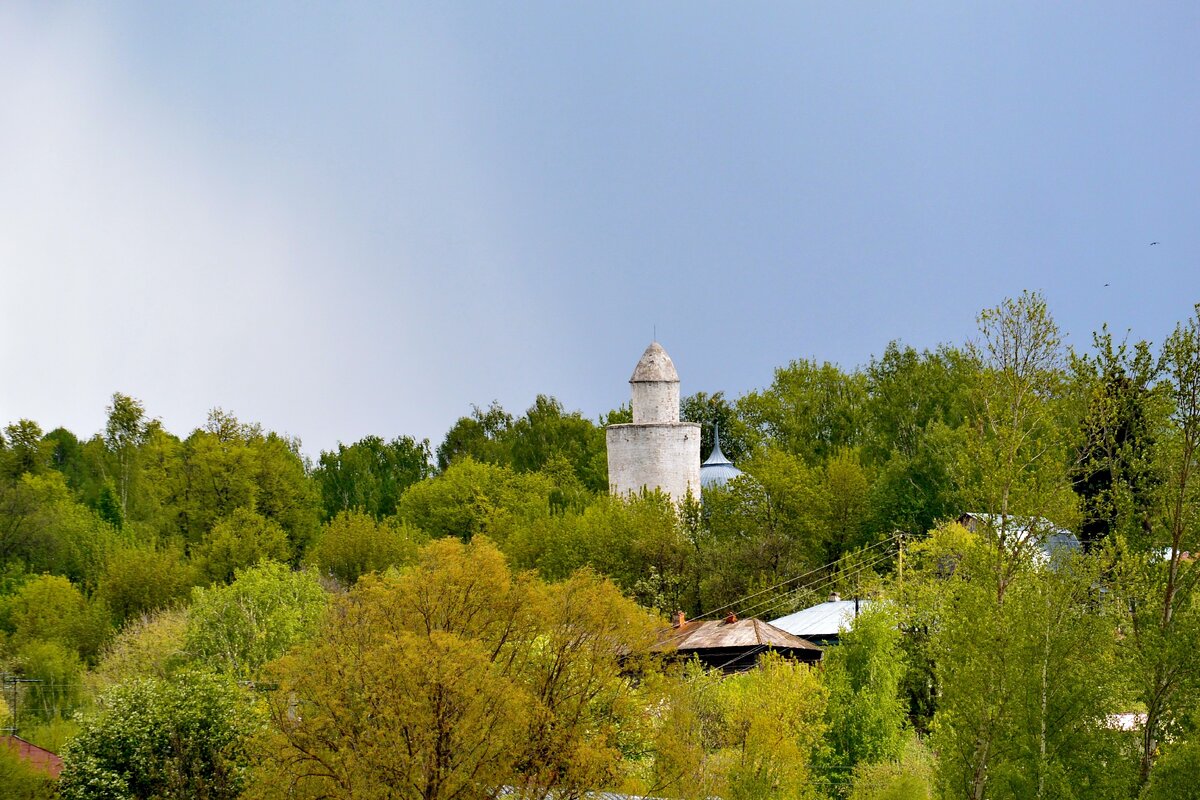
[959,513,1081,562]
[770,600,867,639]
[700,427,743,488]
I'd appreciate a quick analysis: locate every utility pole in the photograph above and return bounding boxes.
[2,675,43,737]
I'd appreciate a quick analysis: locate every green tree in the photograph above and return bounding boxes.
[712,654,829,800]
[1116,304,1200,787]
[174,410,319,556]
[738,359,866,464]
[104,392,147,519]
[507,394,608,492]
[435,401,513,472]
[314,434,433,519]
[396,457,553,544]
[251,537,659,800]
[683,390,752,465]
[862,343,967,535]
[13,639,85,722]
[96,545,195,627]
[185,560,327,680]
[0,471,123,588]
[0,740,56,800]
[310,510,423,586]
[927,531,1130,800]
[0,420,51,480]
[58,670,254,800]
[821,604,908,786]
[93,607,189,687]
[955,291,1077,598]
[1,573,111,663]
[194,507,290,584]
[1068,328,1162,550]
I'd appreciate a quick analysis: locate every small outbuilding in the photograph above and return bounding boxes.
[654,612,822,673]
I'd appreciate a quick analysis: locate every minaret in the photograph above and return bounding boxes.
[606,342,701,502]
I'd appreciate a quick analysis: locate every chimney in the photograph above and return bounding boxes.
[828,592,841,602]
[723,612,738,624]
[673,610,686,628]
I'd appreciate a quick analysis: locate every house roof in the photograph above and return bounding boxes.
[1,735,63,778]
[771,600,866,639]
[656,617,821,653]
[958,513,1081,561]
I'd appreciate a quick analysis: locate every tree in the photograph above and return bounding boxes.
[926,530,1130,800]
[104,393,147,518]
[185,560,327,680]
[1068,328,1161,550]
[862,343,967,535]
[507,395,608,492]
[58,670,254,800]
[0,740,56,800]
[1,420,51,480]
[1116,304,1200,786]
[700,449,825,615]
[314,434,433,519]
[821,604,908,786]
[435,401,513,472]
[682,391,751,466]
[711,654,829,800]
[396,457,553,544]
[310,510,423,586]
[0,471,123,589]
[251,537,660,800]
[1,573,111,663]
[737,359,866,464]
[96,545,195,627]
[93,607,189,687]
[956,291,1077,599]
[194,507,291,584]
[174,410,319,556]
[504,492,692,614]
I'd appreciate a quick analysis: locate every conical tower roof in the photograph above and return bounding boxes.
[630,342,679,383]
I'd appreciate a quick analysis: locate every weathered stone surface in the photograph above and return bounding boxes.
[607,343,701,503]
[606,421,701,501]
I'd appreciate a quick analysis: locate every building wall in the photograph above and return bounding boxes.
[631,380,680,424]
[606,421,701,502]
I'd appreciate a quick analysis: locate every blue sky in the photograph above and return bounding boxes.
[1,3,1197,456]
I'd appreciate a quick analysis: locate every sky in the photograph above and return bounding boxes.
[1,3,1197,457]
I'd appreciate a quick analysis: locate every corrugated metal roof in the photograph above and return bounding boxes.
[656,617,821,652]
[770,600,866,639]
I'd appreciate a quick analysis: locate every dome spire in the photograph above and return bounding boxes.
[704,423,731,466]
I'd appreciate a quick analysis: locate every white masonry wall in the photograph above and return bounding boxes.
[606,421,701,503]
[631,380,680,424]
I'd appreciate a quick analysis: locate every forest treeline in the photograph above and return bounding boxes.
[3,292,1200,800]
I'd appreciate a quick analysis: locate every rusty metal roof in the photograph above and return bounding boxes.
[655,617,821,652]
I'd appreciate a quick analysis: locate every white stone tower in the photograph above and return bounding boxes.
[606,342,701,502]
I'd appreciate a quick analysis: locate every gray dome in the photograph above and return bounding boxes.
[630,342,679,383]
[700,427,743,488]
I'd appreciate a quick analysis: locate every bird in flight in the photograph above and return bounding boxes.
[1151,241,1159,246]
